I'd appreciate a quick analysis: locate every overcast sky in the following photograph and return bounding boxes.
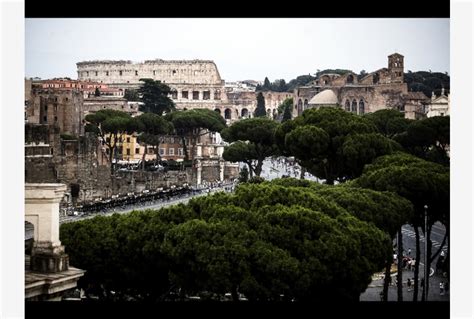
[26,18,449,82]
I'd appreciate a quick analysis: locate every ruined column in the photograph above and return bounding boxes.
[219,160,225,182]
[196,160,202,186]
[25,183,69,273]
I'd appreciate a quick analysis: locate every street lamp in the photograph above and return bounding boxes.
[424,204,429,301]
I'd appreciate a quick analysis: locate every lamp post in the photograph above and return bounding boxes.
[424,204,429,301]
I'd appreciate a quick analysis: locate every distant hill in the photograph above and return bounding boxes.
[404,71,450,98]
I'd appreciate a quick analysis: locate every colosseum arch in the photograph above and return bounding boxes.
[359,99,365,114]
[351,99,358,113]
[224,108,232,120]
[345,100,351,112]
[241,108,249,118]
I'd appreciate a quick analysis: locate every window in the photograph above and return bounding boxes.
[119,71,123,76]
[182,91,188,99]
[171,91,178,99]
[54,116,58,122]
[178,148,184,156]
[203,91,210,100]
[86,71,89,76]
[65,97,68,101]
[43,116,47,122]
[193,91,199,100]
[44,105,48,111]
[440,112,444,116]
[159,148,165,156]
[95,71,98,76]
[214,90,221,100]
[153,70,156,75]
[126,149,130,155]
[54,104,58,112]
[106,71,109,76]
[55,97,58,102]
[135,70,138,76]
[135,148,140,154]
[168,148,174,156]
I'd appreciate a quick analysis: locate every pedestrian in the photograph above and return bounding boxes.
[408,248,411,257]
[407,278,412,291]
[439,282,445,295]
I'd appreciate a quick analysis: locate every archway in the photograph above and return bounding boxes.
[351,99,357,113]
[224,108,232,120]
[214,108,221,114]
[241,108,249,118]
[297,99,303,116]
[359,99,365,114]
[345,100,351,112]
[304,99,308,109]
[347,74,354,84]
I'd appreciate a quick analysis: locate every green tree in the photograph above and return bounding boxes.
[135,113,173,169]
[278,107,400,184]
[395,116,450,166]
[282,104,292,122]
[221,117,279,177]
[165,109,226,162]
[354,152,449,301]
[254,92,267,117]
[94,87,101,97]
[238,165,249,183]
[263,77,271,91]
[138,78,175,115]
[85,109,135,174]
[124,89,139,101]
[364,109,411,138]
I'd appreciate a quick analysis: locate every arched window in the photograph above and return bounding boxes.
[345,100,351,112]
[304,99,308,109]
[224,108,232,120]
[241,108,249,118]
[297,99,303,116]
[351,99,357,113]
[214,108,221,114]
[347,74,354,84]
[359,100,365,114]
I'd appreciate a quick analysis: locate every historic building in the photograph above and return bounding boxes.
[26,87,84,137]
[294,53,428,119]
[426,88,450,117]
[76,59,290,124]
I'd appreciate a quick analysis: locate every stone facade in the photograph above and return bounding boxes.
[83,96,138,116]
[25,183,85,300]
[27,88,84,136]
[77,59,290,124]
[293,53,422,118]
[426,89,450,117]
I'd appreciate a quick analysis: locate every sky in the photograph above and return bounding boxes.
[25,18,450,82]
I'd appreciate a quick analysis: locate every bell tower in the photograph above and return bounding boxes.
[388,53,404,83]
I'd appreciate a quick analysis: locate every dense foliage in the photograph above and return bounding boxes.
[61,179,412,302]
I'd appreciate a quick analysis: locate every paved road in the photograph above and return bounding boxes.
[361,222,449,302]
[59,186,233,224]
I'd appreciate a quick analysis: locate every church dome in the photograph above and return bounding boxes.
[308,89,338,105]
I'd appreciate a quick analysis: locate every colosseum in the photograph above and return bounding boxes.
[76,59,290,123]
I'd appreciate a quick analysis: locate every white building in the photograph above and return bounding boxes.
[426,88,450,117]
